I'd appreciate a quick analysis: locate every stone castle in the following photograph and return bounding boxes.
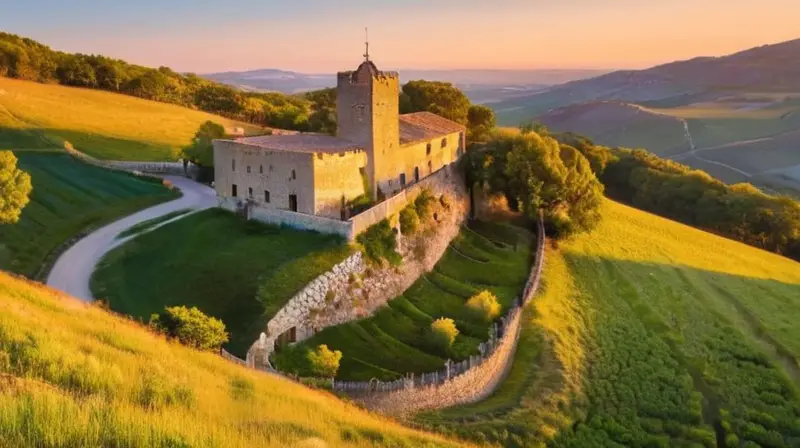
[213,56,465,221]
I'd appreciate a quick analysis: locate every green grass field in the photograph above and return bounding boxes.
[0,151,178,279]
[0,76,262,161]
[0,272,463,448]
[91,209,353,357]
[275,222,534,381]
[421,200,800,447]
[116,208,192,239]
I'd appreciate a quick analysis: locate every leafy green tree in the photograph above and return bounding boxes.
[305,88,337,134]
[467,105,496,142]
[181,121,226,167]
[473,132,604,237]
[306,344,342,377]
[56,55,96,87]
[401,80,471,125]
[430,318,459,351]
[0,151,32,224]
[149,305,229,351]
[465,290,501,322]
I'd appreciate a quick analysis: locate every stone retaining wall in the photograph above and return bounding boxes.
[64,142,187,175]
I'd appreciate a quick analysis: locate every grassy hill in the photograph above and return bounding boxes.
[0,271,463,447]
[0,151,178,279]
[0,76,262,161]
[91,209,353,357]
[421,200,800,447]
[275,222,533,381]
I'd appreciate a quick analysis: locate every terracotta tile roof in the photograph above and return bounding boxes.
[232,135,362,154]
[399,112,466,145]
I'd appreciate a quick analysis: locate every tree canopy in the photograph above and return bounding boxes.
[470,131,604,237]
[181,121,227,167]
[0,151,32,225]
[400,80,471,125]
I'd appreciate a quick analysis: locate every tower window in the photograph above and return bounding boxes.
[414,167,420,182]
[248,187,253,197]
[399,173,407,187]
[259,165,263,174]
[426,143,432,155]
[231,159,236,171]
[291,169,297,180]
[441,138,447,148]
[428,160,432,174]
[231,184,238,197]
[247,166,251,174]
[264,190,271,203]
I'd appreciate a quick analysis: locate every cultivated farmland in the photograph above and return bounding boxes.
[421,200,800,447]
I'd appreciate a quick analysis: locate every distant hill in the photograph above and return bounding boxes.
[0,271,462,447]
[203,67,609,103]
[492,38,800,124]
[494,38,800,194]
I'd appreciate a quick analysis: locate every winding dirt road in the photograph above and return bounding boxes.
[46,176,216,301]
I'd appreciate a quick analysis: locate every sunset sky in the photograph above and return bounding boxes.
[3,0,798,73]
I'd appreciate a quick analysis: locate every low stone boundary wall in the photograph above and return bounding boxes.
[333,216,546,415]
[64,142,186,175]
[218,197,355,239]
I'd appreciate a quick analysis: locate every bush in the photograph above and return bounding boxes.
[465,290,501,322]
[307,344,342,378]
[149,306,229,351]
[399,206,421,235]
[430,318,459,351]
[356,219,401,266]
[414,189,437,221]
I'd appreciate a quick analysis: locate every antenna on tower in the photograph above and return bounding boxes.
[364,27,370,61]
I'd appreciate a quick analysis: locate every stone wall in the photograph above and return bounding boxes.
[64,142,186,175]
[247,163,470,363]
[218,196,354,239]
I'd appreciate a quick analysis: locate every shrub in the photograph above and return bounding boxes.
[399,206,421,235]
[465,290,501,322]
[356,219,401,266]
[149,306,229,351]
[430,318,459,351]
[307,344,342,378]
[414,189,437,220]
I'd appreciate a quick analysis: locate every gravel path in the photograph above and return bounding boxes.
[46,176,217,301]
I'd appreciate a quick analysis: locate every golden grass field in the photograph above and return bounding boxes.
[0,272,466,448]
[0,77,262,161]
[423,200,800,446]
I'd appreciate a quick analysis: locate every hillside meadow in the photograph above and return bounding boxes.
[0,76,262,160]
[421,200,800,447]
[0,271,465,448]
[0,151,178,279]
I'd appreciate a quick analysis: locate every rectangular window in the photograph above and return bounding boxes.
[259,165,263,174]
[426,143,432,155]
[247,166,251,173]
[399,173,406,187]
[231,159,236,171]
[289,194,298,212]
[264,190,270,203]
[231,184,238,197]
[441,138,447,148]
[248,187,253,197]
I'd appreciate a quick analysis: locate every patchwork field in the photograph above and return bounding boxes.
[421,200,800,447]
[90,209,353,357]
[0,272,463,448]
[0,76,262,161]
[0,151,177,279]
[274,221,534,381]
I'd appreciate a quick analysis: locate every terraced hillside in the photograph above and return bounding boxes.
[91,209,353,357]
[0,271,463,448]
[0,76,262,161]
[0,151,177,279]
[421,200,800,447]
[274,221,534,381]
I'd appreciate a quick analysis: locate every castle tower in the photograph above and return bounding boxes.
[336,53,400,199]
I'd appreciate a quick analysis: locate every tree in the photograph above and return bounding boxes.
[181,121,226,167]
[401,80,471,125]
[467,105,496,142]
[474,132,604,237]
[306,344,342,377]
[465,290,501,322]
[0,151,32,224]
[149,305,229,351]
[305,88,337,134]
[56,55,96,87]
[430,318,459,351]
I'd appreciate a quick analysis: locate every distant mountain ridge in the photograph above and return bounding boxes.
[492,38,800,121]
